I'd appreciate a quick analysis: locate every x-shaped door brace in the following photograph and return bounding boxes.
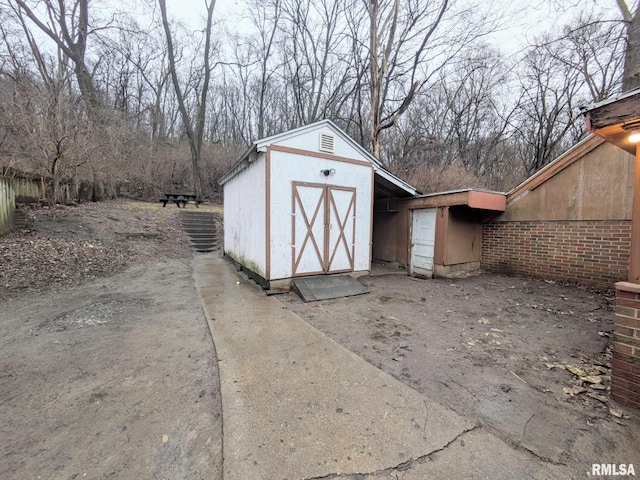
[293,186,326,274]
[326,189,355,271]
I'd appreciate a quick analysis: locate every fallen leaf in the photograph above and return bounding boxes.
[610,408,630,419]
[478,318,490,324]
[162,434,169,443]
[587,393,607,403]
[566,366,586,377]
[563,386,587,396]
[589,384,607,391]
[579,375,602,384]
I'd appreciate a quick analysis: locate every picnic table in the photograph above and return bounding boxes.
[159,193,201,208]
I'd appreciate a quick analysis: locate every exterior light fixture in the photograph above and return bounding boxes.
[629,131,640,143]
[321,168,336,176]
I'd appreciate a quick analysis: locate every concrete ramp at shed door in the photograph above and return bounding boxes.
[291,274,369,302]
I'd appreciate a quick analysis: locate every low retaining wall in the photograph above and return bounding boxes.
[0,176,16,235]
[482,220,631,288]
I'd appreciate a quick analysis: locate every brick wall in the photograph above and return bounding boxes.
[612,283,640,410]
[482,220,631,288]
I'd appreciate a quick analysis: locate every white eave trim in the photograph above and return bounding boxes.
[374,167,419,197]
[219,144,257,185]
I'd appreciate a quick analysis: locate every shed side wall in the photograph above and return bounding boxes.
[373,201,410,265]
[372,193,472,267]
[446,207,482,265]
[223,155,266,277]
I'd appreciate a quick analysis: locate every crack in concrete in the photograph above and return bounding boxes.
[521,413,535,443]
[519,444,568,466]
[301,425,479,480]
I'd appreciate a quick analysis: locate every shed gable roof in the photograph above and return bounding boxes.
[219,120,418,197]
[254,119,379,165]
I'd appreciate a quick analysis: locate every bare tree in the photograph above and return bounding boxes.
[533,12,624,101]
[617,0,640,91]
[248,0,282,138]
[277,0,359,126]
[511,42,584,174]
[158,0,217,195]
[10,0,101,117]
[364,0,449,159]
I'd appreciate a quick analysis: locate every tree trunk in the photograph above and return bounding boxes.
[623,5,640,91]
[13,0,101,119]
[158,0,215,197]
[368,0,381,159]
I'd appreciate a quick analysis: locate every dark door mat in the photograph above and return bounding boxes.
[291,275,369,302]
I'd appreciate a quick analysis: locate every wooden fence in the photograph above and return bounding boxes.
[0,176,15,235]
[14,177,41,202]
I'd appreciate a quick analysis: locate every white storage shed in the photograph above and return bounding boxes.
[219,120,417,290]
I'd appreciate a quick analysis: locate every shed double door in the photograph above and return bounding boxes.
[292,182,356,276]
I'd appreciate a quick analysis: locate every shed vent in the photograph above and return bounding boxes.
[319,133,334,153]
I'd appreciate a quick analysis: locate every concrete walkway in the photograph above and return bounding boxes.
[193,257,569,480]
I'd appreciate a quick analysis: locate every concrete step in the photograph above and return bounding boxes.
[14,210,28,229]
[188,238,216,244]
[182,227,216,235]
[184,233,216,240]
[181,214,216,220]
[181,214,216,219]
[190,242,218,249]
[180,211,220,253]
[182,224,216,231]
[181,220,216,226]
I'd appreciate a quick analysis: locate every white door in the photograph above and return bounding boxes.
[326,187,356,273]
[410,208,436,277]
[292,182,356,276]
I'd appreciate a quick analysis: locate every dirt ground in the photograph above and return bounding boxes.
[3,200,640,479]
[280,268,640,475]
[0,200,224,480]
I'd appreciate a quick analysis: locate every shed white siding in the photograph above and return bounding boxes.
[221,119,417,288]
[223,154,267,277]
[268,149,373,280]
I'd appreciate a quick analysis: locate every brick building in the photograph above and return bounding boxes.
[482,135,635,288]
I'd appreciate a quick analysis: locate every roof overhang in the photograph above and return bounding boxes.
[219,144,258,186]
[374,167,419,198]
[405,188,506,211]
[582,88,640,155]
